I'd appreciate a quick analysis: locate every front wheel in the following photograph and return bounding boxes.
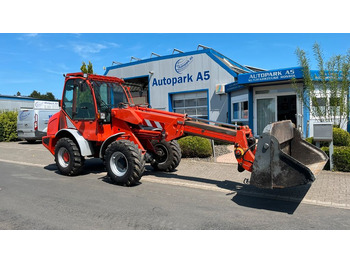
[55,137,84,176]
[105,140,145,186]
[151,140,182,172]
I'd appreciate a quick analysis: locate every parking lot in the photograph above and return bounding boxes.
[1,141,350,208]
[1,141,350,229]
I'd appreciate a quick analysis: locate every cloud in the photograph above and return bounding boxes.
[103,41,120,48]
[71,42,108,58]
[127,44,143,52]
[68,41,121,59]
[57,63,70,71]
[44,63,70,75]
[44,68,66,75]
[26,33,38,37]
[17,33,39,41]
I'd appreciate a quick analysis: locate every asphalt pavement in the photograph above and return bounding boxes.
[0,141,350,211]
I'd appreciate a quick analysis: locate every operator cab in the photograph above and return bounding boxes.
[62,74,129,124]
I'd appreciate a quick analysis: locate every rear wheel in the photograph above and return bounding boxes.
[105,140,145,186]
[55,137,84,176]
[151,140,182,172]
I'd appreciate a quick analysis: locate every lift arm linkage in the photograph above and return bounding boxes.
[120,106,257,172]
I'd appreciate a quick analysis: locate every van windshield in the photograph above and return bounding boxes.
[92,81,128,122]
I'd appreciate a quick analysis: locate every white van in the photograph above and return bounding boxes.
[17,100,60,143]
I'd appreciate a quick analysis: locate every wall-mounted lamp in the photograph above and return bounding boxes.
[130,56,142,62]
[197,44,210,50]
[172,48,184,54]
[150,52,161,58]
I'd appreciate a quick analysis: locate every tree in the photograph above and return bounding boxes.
[45,92,55,100]
[29,90,56,100]
[80,61,94,74]
[293,43,350,128]
[29,90,41,99]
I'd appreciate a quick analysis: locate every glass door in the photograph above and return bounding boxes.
[257,98,276,135]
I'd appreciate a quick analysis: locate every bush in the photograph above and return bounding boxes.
[305,136,330,147]
[0,122,3,142]
[178,136,212,158]
[305,137,314,144]
[306,127,350,147]
[0,111,18,142]
[333,128,350,146]
[332,146,350,172]
[321,146,350,172]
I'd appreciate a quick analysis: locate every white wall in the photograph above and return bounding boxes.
[106,53,235,122]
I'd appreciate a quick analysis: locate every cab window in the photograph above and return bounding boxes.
[93,81,128,123]
[62,79,95,120]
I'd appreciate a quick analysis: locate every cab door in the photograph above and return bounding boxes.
[62,78,98,140]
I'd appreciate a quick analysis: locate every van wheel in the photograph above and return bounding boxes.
[151,140,182,172]
[105,140,145,186]
[25,139,36,144]
[55,137,84,176]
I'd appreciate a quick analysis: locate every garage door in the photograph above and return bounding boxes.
[171,91,208,119]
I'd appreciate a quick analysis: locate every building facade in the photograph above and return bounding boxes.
[0,95,60,111]
[105,47,349,138]
[105,48,253,123]
[0,95,39,111]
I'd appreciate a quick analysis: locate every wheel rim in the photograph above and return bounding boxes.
[110,152,128,177]
[57,147,70,168]
[155,144,169,164]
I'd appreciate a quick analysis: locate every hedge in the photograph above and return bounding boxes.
[307,127,350,172]
[307,127,350,147]
[332,146,350,172]
[321,146,331,170]
[178,136,212,158]
[321,146,350,172]
[0,111,18,142]
[333,128,350,146]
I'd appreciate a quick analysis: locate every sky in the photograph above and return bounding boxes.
[1,33,349,99]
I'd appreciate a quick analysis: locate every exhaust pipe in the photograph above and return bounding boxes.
[250,121,328,189]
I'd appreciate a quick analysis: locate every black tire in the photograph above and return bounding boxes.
[55,137,84,176]
[105,140,145,186]
[151,140,182,172]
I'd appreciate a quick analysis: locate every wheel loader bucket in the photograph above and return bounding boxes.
[250,120,328,189]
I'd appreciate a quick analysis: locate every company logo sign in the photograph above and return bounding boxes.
[174,56,193,74]
[19,111,31,121]
[151,55,211,87]
[152,71,210,87]
[238,68,304,84]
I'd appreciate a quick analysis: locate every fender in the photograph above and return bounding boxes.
[56,129,94,157]
[99,132,125,158]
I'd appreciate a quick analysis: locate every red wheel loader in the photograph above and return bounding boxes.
[42,73,328,189]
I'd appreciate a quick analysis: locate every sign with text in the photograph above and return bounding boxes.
[238,68,304,84]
